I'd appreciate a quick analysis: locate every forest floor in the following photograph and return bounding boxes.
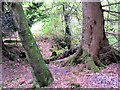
[1,36,120,88]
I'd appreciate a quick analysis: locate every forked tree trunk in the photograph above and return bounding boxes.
[68,2,120,72]
[63,3,71,49]
[9,3,53,87]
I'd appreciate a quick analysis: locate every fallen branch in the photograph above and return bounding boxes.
[45,46,79,64]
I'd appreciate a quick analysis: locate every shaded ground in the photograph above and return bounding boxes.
[1,37,120,88]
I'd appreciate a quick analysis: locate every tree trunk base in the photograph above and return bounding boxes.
[67,46,120,72]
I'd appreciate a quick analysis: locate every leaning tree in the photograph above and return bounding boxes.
[68,1,120,72]
[8,2,53,87]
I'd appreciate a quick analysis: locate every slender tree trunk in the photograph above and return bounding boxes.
[63,3,71,49]
[0,2,2,62]
[68,2,120,72]
[9,3,53,87]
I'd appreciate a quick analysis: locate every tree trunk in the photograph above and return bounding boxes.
[68,2,120,72]
[9,3,53,87]
[63,3,71,49]
[0,2,2,63]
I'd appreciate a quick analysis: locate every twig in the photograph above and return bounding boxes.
[102,2,120,7]
[103,9,120,14]
[106,32,118,35]
[105,19,119,21]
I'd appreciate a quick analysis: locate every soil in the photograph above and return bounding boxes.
[1,37,120,88]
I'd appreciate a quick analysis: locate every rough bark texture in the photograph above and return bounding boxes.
[68,2,120,72]
[0,2,2,79]
[0,2,2,48]
[9,3,53,87]
[63,3,71,49]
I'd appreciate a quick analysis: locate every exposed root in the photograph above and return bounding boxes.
[99,47,120,65]
[2,44,15,61]
[85,57,100,72]
[66,46,120,72]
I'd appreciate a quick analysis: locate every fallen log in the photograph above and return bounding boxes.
[45,46,79,64]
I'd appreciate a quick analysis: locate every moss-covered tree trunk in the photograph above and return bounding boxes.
[68,2,120,72]
[63,3,71,49]
[9,3,53,87]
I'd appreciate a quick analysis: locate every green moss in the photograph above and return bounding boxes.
[7,79,14,83]
[70,77,76,80]
[55,61,59,65]
[31,84,36,88]
[73,71,79,75]
[79,69,83,72]
[85,57,100,72]
[55,77,58,79]
[0,82,5,87]
[19,81,25,85]
[29,80,33,84]
[11,84,19,88]
[2,79,15,87]
[71,82,80,87]
[7,62,13,66]
[79,65,86,72]
[15,76,21,80]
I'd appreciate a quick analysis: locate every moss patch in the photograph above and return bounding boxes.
[71,82,80,87]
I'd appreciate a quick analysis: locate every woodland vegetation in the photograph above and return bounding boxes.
[0,0,120,88]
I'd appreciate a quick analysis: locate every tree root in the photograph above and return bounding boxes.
[2,44,15,61]
[66,46,120,72]
[45,46,79,64]
[99,47,120,65]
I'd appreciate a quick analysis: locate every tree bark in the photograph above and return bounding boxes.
[63,3,71,49]
[9,3,53,87]
[0,2,2,64]
[68,2,120,72]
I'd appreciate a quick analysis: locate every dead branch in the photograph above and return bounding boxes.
[102,2,120,7]
[103,9,120,14]
[45,46,79,64]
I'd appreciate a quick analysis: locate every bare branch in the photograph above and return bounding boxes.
[103,9,120,14]
[108,12,120,18]
[102,2,120,7]
[106,32,118,35]
[105,19,119,21]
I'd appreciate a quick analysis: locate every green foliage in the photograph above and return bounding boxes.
[107,34,118,50]
[7,79,14,83]
[23,2,82,47]
[70,77,76,80]
[19,81,25,85]
[71,82,80,87]
[23,2,49,26]
[15,76,21,80]
[29,80,33,84]
[24,1,119,50]
[72,71,79,75]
